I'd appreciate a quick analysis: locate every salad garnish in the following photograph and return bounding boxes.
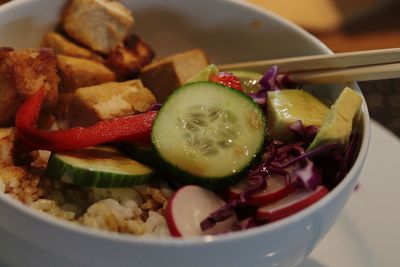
[197,67,362,232]
[259,65,295,91]
[288,120,319,142]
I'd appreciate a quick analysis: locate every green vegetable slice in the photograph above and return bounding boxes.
[308,87,362,151]
[47,146,154,188]
[151,81,266,189]
[229,70,263,93]
[186,64,219,83]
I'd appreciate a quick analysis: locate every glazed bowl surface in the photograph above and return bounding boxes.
[0,1,370,267]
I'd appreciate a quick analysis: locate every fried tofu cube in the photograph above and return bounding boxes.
[0,48,59,126]
[0,47,13,58]
[57,55,116,92]
[106,34,155,81]
[42,32,103,62]
[66,80,156,127]
[63,0,134,54]
[139,49,209,102]
[54,92,74,121]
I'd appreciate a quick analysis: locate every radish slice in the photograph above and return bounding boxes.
[256,185,328,222]
[166,185,238,237]
[229,174,295,206]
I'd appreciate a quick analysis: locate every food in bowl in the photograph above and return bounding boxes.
[0,0,363,239]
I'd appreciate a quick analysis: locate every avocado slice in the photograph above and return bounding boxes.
[229,70,262,80]
[186,64,219,83]
[308,87,362,151]
[266,89,329,142]
[229,70,263,93]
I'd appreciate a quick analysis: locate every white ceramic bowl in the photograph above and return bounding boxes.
[0,1,370,267]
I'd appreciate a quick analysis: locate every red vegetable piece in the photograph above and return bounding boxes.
[229,174,295,206]
[15,87,157,152]
[256,185,328,222]
[210,72,242,91]
[166,185,238,237]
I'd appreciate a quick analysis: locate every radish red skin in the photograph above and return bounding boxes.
[257,186,328,222]
[165,192,182,237]
[246,185,295,206]
[229,175,295,206]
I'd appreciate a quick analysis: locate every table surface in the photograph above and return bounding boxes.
[358,80,400,137]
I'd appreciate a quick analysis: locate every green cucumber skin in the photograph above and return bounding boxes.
[47,153,154,188]
[151,81,266,189]
[152,146,263,189]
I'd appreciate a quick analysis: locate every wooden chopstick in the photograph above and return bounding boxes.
[219,48,400,73]
[288,62,400,84]
[218,48,400,84]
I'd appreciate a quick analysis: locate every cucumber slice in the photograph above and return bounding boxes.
[229,70,262,93]
[47,146,154,188]
[152,81,266,189]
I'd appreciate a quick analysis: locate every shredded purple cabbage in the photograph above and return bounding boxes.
[148,103,162,111]
[201,147,283,232]
[247,65,298,106]
[246,66,280,107]
[200,136,358,231]
[199,66,361,232]
[200,205,235,231]
[200,174,266,231]
[288,120,319,143]
[259,65,295,91]
[259,66,280,91]
[248,88,267,106]
[232,217,258,231]
[294,159,321,190]
[201,140,313,231]
[269,141,324,190]
[279,143,340,169]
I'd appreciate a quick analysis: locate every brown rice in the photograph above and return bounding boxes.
[0,127,172,237]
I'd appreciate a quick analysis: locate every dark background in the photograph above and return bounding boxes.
[316,1,400,137]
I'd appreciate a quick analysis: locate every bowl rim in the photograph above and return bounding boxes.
[0,0,370,247]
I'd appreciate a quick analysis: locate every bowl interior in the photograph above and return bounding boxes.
[0,0,369,247]
[0,0,330,60]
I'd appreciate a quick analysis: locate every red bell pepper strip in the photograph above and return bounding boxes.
[15,88,157,152]
[210,72,243,91]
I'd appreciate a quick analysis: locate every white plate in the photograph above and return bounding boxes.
[299,120,400,267]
